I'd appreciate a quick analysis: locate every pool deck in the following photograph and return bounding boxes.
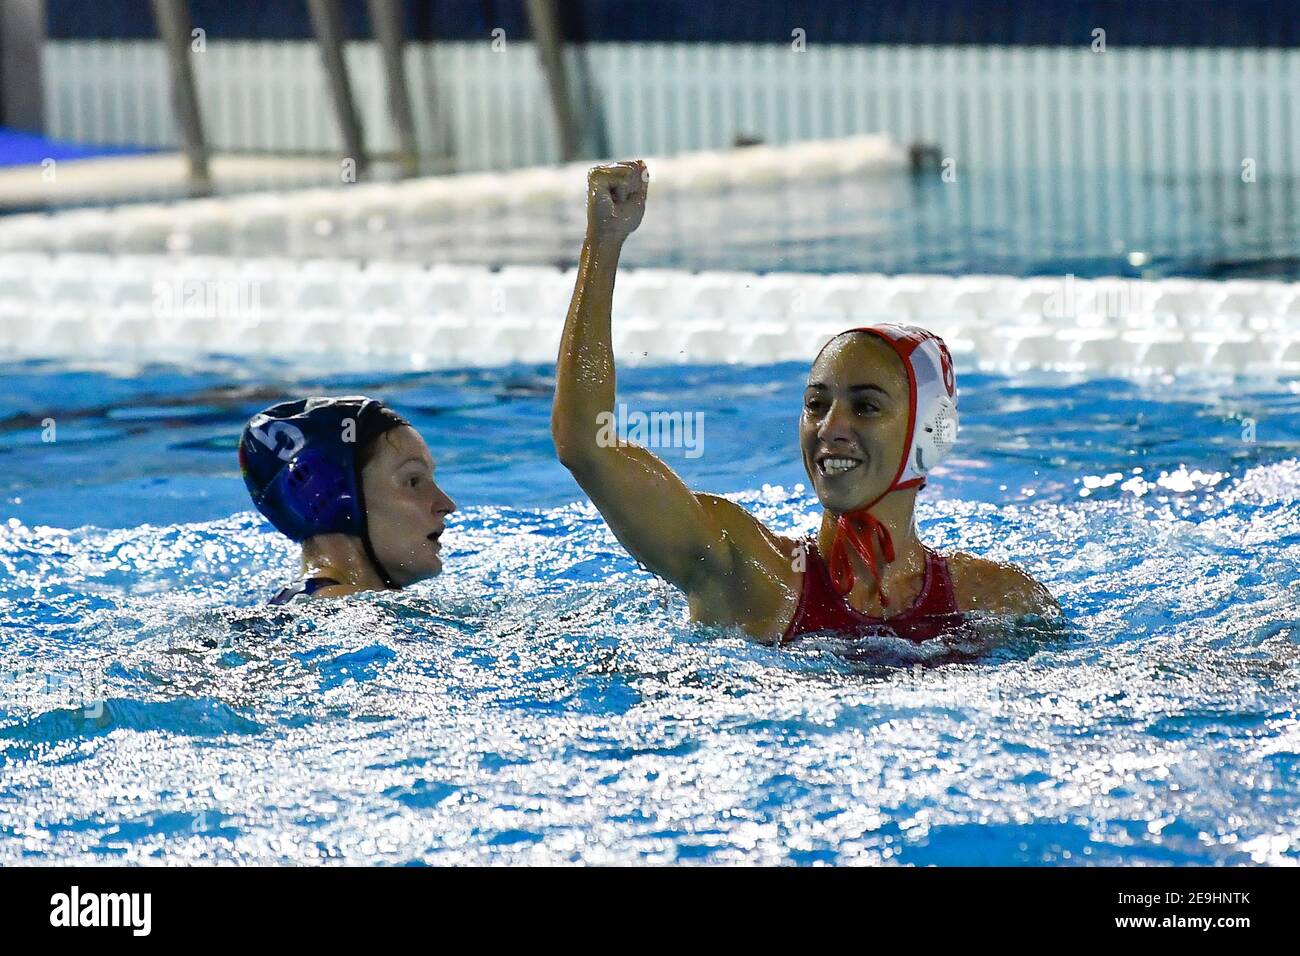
[0,152,353,210]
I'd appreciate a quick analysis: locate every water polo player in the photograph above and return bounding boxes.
[239,396,456,603]
[552,161,1058,644]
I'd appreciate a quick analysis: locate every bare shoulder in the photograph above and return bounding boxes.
[690,494,802,629]
[693,493,800,559]
[946,551,1060,618]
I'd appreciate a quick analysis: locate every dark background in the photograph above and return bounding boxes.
[44,0,1300,47]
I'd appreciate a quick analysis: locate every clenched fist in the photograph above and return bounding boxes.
[586,160,648,242]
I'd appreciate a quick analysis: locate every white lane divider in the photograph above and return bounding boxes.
[2,253,1299,374]
[0,136,906,259]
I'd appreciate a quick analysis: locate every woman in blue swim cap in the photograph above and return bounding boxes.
[239,396,456,603]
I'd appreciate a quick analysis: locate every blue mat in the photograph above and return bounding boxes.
[0,127,155,168]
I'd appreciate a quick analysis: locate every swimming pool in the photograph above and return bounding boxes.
[9,164,1300,281]
[2,357,1297,864]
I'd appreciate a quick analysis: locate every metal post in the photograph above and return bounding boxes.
[523,0,580,162]
[307,0,368,178]
[151,0,209,186]
[367,0,418,177]
[0,0,45,133]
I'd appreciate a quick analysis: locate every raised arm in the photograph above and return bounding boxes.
[551,162,753,595]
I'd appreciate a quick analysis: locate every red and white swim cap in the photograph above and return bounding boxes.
[849,323,959,492]
[820,324,959,602]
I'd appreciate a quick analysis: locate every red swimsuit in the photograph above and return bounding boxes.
[782,538,964,644]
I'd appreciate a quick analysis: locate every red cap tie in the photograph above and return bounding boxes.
[828,506,897,607]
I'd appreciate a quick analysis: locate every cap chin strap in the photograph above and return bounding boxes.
[360,527,398,590]
[828,492,897,607]
[827,475,928,606]
[351,450,398,590]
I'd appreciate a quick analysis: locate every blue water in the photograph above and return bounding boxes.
[2,358,1299,864]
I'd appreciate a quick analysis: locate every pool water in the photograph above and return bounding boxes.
[2,358,1299,864]
[398,168,1300,281]
[18,166,1299,281]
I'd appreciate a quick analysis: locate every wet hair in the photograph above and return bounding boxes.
[355,403,412,471]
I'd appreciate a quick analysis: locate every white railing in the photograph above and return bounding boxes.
[43,41,1300,175]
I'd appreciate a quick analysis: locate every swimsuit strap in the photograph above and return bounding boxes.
[268,575,342,606]
[916,547,957,616]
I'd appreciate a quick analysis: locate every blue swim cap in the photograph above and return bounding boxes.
[239,396,409,583]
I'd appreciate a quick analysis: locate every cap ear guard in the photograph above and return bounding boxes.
[913,394,958,474]
[861,327,958,488]
[277,450,362,540]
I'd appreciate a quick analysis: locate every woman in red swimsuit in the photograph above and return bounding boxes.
[553,161,1059,645]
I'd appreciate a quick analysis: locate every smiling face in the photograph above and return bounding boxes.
[800,332,913,514]
[359,425,457,585]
